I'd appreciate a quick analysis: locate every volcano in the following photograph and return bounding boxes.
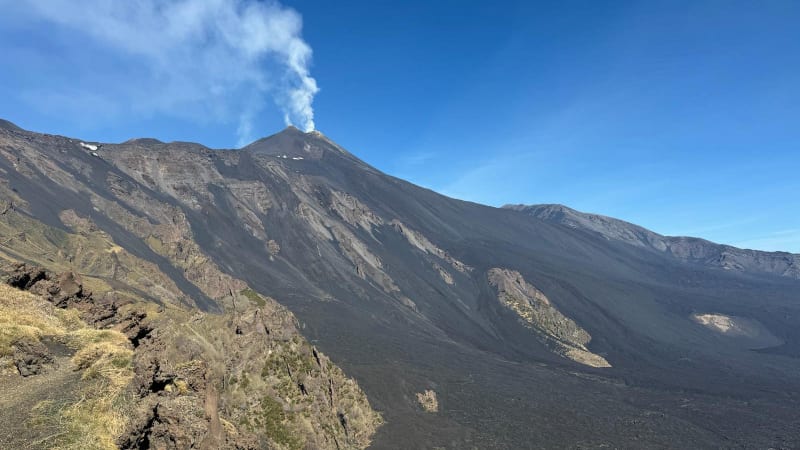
[1,120,799,448]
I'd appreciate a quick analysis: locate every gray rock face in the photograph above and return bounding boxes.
[505,203,800,279]
[2,121,800,448]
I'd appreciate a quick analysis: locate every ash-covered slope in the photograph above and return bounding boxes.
[2,120,800,448]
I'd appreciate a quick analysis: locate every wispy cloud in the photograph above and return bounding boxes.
[3,0,319,144]
[399,151,438,166]
[733,229,800,253]
[438,157,512,203]
[670,216,766,237]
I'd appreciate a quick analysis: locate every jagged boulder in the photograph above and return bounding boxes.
[5,263,91,308]
[12,338,53,377]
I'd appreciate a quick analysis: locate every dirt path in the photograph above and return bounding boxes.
[0,356,83,449]
[200,383,223,450]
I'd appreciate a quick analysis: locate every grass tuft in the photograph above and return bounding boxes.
[240,288,267,307]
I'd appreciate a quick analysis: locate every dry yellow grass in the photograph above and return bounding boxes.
[0,282,134,449]
[0,284,65,356]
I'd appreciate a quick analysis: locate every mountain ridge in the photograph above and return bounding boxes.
[505,203,800,279]
[505,202,799,253]
[5,117,793,259]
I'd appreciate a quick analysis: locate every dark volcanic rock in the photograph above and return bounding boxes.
[13,339,53,377]
[6,263,91,308]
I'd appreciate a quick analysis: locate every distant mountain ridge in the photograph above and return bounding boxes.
[505,203,800,279]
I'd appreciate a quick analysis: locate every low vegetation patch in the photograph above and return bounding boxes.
[240,288,267,307]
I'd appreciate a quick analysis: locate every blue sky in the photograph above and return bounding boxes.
[0,1,798,252]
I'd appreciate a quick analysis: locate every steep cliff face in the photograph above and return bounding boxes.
[1,121,800,448]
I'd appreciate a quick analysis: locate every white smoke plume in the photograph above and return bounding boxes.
[4,0,319,143]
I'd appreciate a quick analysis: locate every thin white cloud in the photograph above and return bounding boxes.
[733,229,800,253]
[3,0,319,144]
[669,216,765,237]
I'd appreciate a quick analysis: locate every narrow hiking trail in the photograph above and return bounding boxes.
[0,355,83,449]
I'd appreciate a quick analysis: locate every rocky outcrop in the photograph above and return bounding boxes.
[6,263,91,308]
[118,303,382,450]
[488,268,610,368]
[691,312,783,349]
[416,390,439,413]
[2,263,382,449]
[298,201,400,293]
[329,190,384,233]
[11,338,54,377]
[391,220,472,275]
